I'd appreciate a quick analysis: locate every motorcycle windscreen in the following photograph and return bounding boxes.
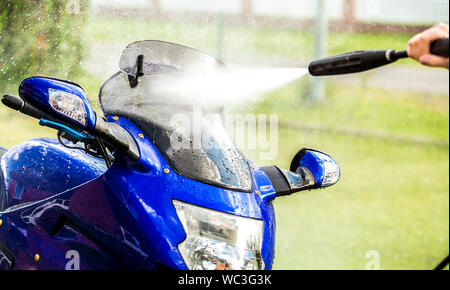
[119,40,222,77]
[100,41,252,192]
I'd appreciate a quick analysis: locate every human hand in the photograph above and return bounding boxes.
[407,23,449,69]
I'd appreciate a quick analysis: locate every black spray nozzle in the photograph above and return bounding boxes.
[309,38,449,76]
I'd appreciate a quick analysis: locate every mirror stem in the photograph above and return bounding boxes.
[128,54,144,88]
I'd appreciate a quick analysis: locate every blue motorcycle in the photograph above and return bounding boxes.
[0,40,340,270]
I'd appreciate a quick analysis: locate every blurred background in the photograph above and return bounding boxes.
[0,0,448,269]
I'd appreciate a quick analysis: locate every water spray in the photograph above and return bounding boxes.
[308,38,449,76]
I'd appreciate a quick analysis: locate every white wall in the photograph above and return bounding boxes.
[160,0,242,14]
[92,0,149,8]
[91,0,449,25]
[253,0,343,20]
[355,0,449,25]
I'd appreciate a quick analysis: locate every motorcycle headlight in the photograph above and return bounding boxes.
[173,200,265,270]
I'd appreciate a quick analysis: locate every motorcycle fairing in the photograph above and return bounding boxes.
[0,40,279,270]
[101,116,277,269]
[0,138,107,210]
[0,116,277,269]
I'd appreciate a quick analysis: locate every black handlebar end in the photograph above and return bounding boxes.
[2,94,24,111]
[2,94,49,120]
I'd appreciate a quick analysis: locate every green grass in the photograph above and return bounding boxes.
[251,79,449,139]
[243,128,448,270]
[236,79,449,269]
[85,16,415,63]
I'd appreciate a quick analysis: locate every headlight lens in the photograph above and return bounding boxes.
[49,88,87,125]
[173,200,265,270]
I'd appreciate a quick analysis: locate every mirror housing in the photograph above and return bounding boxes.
[262,148,340,198]
[19,77,96,131]
[290,148,340,188]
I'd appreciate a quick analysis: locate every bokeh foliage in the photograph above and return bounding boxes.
[0,0,89,91]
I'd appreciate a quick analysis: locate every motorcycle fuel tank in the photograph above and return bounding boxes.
[0,138,107,210]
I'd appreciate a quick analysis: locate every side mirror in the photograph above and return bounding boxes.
[262,148,340,198]
[290,148,340,188]
[19,77,96,131]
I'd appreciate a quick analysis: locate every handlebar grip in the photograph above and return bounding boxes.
[2,94,48,120]
[430,38,449,58]
[2,94,24,110]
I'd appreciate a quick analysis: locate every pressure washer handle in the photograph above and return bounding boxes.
[430,37,449,58]
[308,50,404,76]
[309,38,449,76]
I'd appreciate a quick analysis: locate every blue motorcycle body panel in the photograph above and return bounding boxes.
[0,138,107,209]
[0,116,277,270]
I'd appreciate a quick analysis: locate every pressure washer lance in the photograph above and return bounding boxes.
[309,38,449,76]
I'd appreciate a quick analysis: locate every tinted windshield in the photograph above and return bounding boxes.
[99,41,252,192]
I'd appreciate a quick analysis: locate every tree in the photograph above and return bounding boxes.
[0,0,89,91]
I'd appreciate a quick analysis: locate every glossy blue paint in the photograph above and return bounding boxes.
[19,77,96,131]
[298,150,340,187]
[0,115,278,269]
[0,175,154,270]
[0,106,345,270]
[105,116,277,269]
[0,138,107,209]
